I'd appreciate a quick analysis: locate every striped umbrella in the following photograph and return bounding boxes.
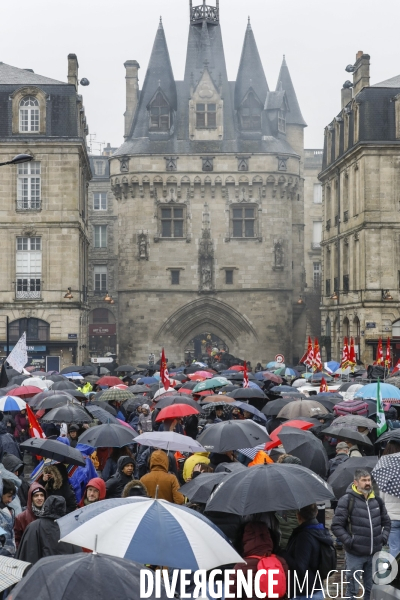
[58,497,242,570]
[0,396,26,411]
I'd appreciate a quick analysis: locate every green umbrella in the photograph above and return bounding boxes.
[193,377,230,393]
[96,389,135,403]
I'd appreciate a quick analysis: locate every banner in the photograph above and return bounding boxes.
[6,333,28,373]
[243,362,250,388]
[160,348,171,391]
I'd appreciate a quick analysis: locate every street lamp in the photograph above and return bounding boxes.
[0,154,33,167]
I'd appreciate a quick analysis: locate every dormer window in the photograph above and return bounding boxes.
[19,96,39,132]
[196,103,217,129]
[240,91,261,131]
[149,91,170,131]
[278,110,286,133]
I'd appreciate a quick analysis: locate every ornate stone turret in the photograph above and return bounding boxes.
[198,203,214,292]
[190,0,219,24]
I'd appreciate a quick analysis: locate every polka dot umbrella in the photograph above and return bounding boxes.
[372,452,400,497]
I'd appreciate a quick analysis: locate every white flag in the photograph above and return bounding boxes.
[7,333,28,373]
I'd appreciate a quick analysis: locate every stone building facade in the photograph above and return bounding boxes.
[320,52,400,364]
[110,2,307,365]
[87,148,119,358]
[0,57,91,368]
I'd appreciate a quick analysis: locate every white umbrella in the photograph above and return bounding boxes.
[21,378,52,390]
[59,497,242,570]
[134,431,206,453]
[153,384,179,399]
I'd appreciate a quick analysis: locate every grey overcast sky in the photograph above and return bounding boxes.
[1,0,398,151]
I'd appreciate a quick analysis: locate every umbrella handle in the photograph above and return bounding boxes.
[93,534,98,555]
[155,485,159,500]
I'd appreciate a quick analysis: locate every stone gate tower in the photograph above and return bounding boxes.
[110,1,307,364]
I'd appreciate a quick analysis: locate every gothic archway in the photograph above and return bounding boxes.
[184,332,229,361]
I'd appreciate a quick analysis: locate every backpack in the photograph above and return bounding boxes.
[247,554,286,598]
[318,540,337,579]
[333,398,369,416]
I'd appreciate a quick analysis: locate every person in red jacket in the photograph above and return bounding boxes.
[14,483,47,548]
[78,477,106,507]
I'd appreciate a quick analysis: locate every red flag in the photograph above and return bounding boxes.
[243,362,250,388]
[26,404,46,439]
[375,338,384,365]
[349,337,356,365]
[313,338,322,372]
[160,348,171,391]
[319,377,328,393]
[392,359,400,374]
[300,336,314,368]
[385,337,391,368]
[340,337,350,369]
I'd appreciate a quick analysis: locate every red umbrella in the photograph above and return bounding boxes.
[262,372,283,384]
[12,386,42,398]
[228,365,245,372]
[155,403,199,422]
[194,390,214,397]
[265,419,314,451]
[97,376,122,387]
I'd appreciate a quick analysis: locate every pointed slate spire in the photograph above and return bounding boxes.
[128,18,177,138]
[235,19,269,109]
[276,56,306,126]
[200,18,213,69]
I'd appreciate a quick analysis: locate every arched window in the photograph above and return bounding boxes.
[325,317,331,338]
[149,91,170,131]
[9,318,49,341]
[240,92,261,131]
[19,96,40,132]
[343,317,350,339]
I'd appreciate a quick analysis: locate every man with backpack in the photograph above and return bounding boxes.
[282,503,335,599]
[332,468,391,600]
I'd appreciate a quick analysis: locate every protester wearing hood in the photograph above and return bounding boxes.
[16,496,81,564]
[102,447,134,482]
[182,452,210,482]
[282,503,334,599]
[79,477,106,507]
[106,456,135,499]
[122,480,148,498]
[37,463,77,513]
[229,522,288,600]
[67,424,80,448]
[14,483,46,548]
[138,404,152,434]
[0,479,17,557]
[0,415,22,460]
[2,453,29,509]
[140,450,184,504]
[14,409,29,443]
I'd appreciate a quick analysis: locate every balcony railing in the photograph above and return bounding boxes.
[16,200,41,211]
[16,277,41,300]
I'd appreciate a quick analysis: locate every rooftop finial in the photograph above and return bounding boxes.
[158,16,163,28]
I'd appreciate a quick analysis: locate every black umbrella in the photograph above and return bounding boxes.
[270,385,295,394]
[225,372,257,382]
[41,404,93,424]
[78,423,137,448]
[337,381,367,392]
[278,426,329,477]
[65,389,87,400]
[129,385,152,394]
[322,426,373,446]
[262,398,294,416]
[205,463,334,514]
[375,429,400,444]
[60,365,95,375]
[86,404,119,424]
[28,390,74,409]
[312,398,335,412]
[8,552,168,600]
[372,453,400,497]
[116,365,136,372]
[89,399,117,415]
[212,362,229,372]
[36,394,80,410]
[20,438,86,466]
[228,388,266,400]
[231,401,267,422]
[46,375,68,383]
[201,402,233,418]
[327,456,378,498]
[197,420,270,452]
[10,375,31,385]
[155,395,199,410]
[277,391,307,400]
[179,472,229,503]
[51,380,78,391]
[332,415,377,429]
[218,385,240,393]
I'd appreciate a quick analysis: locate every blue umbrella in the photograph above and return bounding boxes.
[355,382,400,401]
[270,385,295,393]
[0,396,27,411]
[63,372,83,379]
[231,401,267,422]
[137,377,158,384]
[324,361,340,374]
[58,497,242,570]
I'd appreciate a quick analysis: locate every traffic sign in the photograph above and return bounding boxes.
[91,357,114,364]
[275,354,285,364]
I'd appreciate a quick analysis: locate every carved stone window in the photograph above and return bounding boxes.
[164,157,178,172]
[149,91,170,131]
[201,157,214,172]
[196,103,217,129]
[160,204,186,238]
[231,204,257,238]
[237,156,250,171]
[119,158,129,173]
[240,91,262,131]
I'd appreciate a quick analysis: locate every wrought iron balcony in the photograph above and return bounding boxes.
[16,200,41,210]
[16,276,41,300]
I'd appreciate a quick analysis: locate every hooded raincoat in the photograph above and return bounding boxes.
[140,450,184,504]
[14,482,47,548]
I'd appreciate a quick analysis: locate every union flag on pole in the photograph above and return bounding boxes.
[375,337,384,365]
[319,377,328,393]
[385,337,391,369]
[26,404,46,439]
[392,359,400,374]
[160,348,171,391]
[349,337,356,369]
[243,362,250,388]
[300,336,314,368]
[340,337,350,369]
[313,338,322,372]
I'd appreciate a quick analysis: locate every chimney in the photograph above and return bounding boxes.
[352,51,370,96]
[341,86,352,109]
[124,60,140,139]
[67,54,79,90]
